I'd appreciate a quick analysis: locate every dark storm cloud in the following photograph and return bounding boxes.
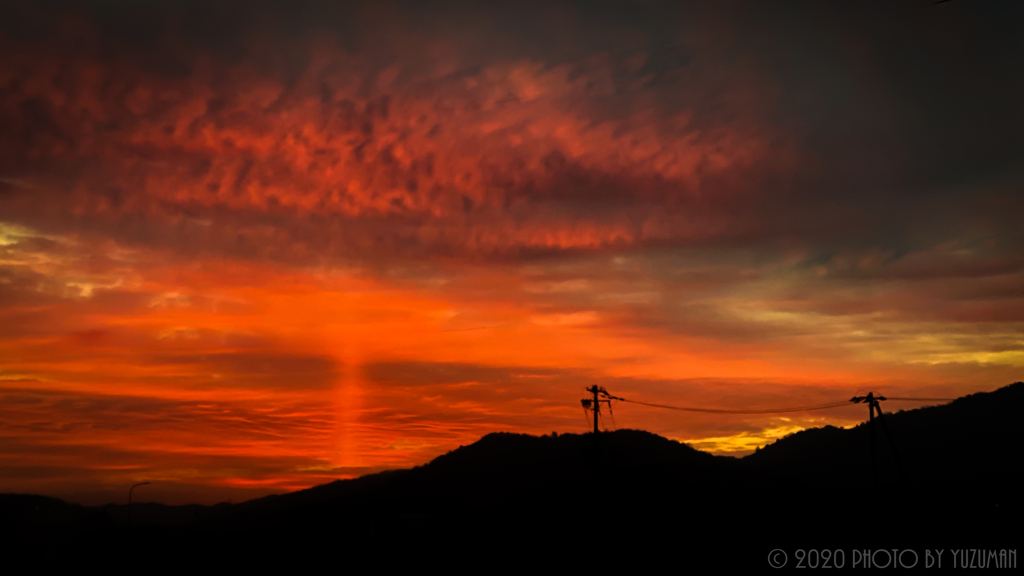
[1,0,1017,269]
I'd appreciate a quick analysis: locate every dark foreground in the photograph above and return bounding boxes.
[3,383,1022,570]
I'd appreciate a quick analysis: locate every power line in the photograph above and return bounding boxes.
[611,397,851,415]
[578,388,961,490]
[884,397,955,402]
[580,388,958,433]
[600,394,955,416]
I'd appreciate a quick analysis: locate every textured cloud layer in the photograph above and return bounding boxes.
[0,24,777,265]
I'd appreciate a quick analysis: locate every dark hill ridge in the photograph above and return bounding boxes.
[224,428,728,525]
[247,382,1021,514]
[3,382,1021,562]
[745,381,1024,489]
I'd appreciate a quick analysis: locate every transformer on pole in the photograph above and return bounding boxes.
[581,385,615,434]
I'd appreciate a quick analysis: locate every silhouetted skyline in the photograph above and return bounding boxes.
[4,384,1021,567]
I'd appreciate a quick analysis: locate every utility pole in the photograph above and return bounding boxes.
[581,386,614,434]
[127,481,150,527]
[869,395,876,484]
[851,393,906,486]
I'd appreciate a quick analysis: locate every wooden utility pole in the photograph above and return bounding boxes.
[582,385,612,434]
[851,392,906,486]
[869,394,877,484]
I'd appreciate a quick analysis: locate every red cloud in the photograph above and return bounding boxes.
[0,29,781,260]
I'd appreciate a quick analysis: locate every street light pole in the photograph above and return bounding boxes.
[127,481,150,527]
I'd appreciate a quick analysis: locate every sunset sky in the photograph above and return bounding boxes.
[1,0,1022,505]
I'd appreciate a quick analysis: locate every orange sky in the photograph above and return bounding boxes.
[1,0,1022,505]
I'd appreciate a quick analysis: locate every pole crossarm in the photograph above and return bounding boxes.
[849,392,908,485]
[581,386,615,433]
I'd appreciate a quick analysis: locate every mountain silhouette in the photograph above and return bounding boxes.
[4,382,1021,566]
[745,383,1022,491]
